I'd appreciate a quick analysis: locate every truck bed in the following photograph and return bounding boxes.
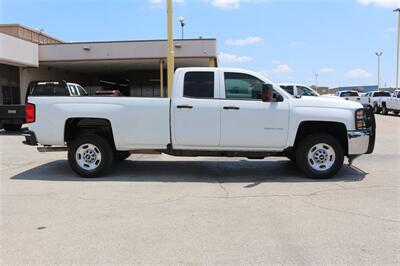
[28,96,171,150]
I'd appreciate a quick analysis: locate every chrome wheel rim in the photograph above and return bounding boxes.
[307,143,335,171]
[76,143,102,171]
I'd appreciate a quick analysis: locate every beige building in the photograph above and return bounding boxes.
[0,24,217,104]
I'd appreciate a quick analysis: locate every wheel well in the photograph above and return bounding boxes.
[294,121,348,155]
[64,118,116,149]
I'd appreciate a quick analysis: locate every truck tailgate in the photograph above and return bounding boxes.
[0,105,25,120]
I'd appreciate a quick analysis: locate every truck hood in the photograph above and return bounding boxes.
[291,96,363,110]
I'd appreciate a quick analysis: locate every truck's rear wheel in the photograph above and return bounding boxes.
[68,134,113,177]
[295,134,344,179]
[3,123,22,131]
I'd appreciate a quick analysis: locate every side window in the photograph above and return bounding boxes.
[280,86,294,95]
[183,72,214,98]
[224,72,263,100]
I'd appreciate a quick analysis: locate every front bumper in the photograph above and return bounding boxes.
[348,108,376,155]
[348,130,372,155]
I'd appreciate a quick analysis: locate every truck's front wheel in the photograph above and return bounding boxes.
[296,134,344,179]
[68,134,113,177]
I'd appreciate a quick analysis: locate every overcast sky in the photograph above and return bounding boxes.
[1,0,399,87]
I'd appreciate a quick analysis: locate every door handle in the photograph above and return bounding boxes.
[177,104,193,109]
[223,106,240,110]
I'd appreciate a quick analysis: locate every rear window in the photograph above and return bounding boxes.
[183,72,214,98]
[28,83,69,96]
[372,92,391,97]
[340,91,358,97]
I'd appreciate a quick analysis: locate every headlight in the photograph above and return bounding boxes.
[355,108,366,129]
[356,109,365,120]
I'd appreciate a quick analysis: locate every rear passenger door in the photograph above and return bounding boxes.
[172,70,221,148]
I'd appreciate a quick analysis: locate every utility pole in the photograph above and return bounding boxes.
[394,8,400,90]
[314,73,319,88]
[167,0,174,97]
[376,52,383,90]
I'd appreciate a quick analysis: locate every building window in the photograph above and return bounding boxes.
[183,72,214,98]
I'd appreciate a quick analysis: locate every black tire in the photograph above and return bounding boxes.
[381,105,388,115]
[114,151,130,161]
[394,111,399,115]
[68,134,113,178]
[3,123,22,131]
[295,133,344,179]
[373,104,380,114]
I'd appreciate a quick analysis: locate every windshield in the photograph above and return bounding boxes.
[340,91,358,97]
[373,92,390,97]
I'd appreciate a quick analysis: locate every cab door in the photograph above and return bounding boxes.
[172,70,221,148]
[219,71,290,149]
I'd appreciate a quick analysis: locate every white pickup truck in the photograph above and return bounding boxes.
[335,91,362,103]
[380,90,400,115]
[361,91,392,113]
[23,68,376,179]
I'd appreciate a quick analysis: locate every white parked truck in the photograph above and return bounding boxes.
[278,84,319,97]
[361,91,391,113]
[23,68,376,179]
[380,90,400,115]
[335,91,362,103]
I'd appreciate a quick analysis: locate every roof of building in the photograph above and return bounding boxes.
[0,23,63,44]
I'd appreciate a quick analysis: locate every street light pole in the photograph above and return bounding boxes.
[394,8,400,90]
[376,52,383,90]
[178,16,185,40]
[314,73,319,88]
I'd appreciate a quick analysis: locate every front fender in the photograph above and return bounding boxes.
[287,106,355,147]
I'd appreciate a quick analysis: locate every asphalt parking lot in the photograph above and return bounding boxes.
[0,114,399,264]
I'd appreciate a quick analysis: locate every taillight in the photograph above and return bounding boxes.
[25,102,35,123]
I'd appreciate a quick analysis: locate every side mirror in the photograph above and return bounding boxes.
[262,84,283,102]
